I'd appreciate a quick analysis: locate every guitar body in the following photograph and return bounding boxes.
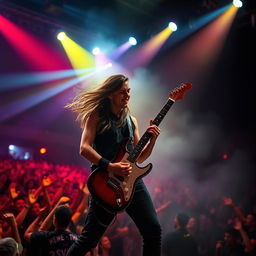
[87,139,152,212]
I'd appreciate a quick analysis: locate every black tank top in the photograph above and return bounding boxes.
[92,113,135,169]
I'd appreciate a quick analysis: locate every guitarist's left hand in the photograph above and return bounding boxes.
[132,118,160,164]
[147,120,160,141]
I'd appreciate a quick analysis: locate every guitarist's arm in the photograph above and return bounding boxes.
[131,116,160,164]
[80,111,102,164]
[80,111,131,177]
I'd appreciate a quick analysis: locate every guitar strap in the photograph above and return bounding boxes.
[126,115,134,142]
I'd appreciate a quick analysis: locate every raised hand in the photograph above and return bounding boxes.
[2,212,16,223]
[9,183,20,200]
[28,189,38,205]
[42,175,55,187]
[222,196,233,206]
[233,218,243,231]
[58,196,70,205]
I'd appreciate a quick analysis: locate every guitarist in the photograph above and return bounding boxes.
[66,74,161,256]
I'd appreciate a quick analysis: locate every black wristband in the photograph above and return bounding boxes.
[98,157,110,169]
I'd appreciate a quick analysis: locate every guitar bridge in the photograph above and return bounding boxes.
[107,178,120,190]
[114,174,125,182]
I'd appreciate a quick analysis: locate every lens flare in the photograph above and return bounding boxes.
[168,22,178,31]
[57,32,66,41]
[233,0,243,8]
[129,37,137,46]
[92,47,100,55]
[40,147,47,154]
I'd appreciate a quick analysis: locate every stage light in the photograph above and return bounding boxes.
[57,32,66,41]
[92,47,100,55]
[9,145,15,150]
[40,147,47,154]
[232,0,243,8]
[24,152,30,160]
[107,62,112,67]
[129,37,137,46]
[8,144,33,160]
[168,22,177,31]
[223,154,228,159]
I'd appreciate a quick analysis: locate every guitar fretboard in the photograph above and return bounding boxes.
[127,98,175,163]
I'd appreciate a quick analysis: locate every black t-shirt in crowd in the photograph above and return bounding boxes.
[30,229,78,256]
[162,228,198,256]
[215,244,245,256]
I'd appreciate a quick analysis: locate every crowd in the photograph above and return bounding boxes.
[0,158,255,256]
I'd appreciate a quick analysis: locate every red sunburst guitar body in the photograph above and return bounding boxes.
[87,142,152,212]
[87,82,192,213]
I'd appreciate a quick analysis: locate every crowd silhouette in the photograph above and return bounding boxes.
[0,158,255,256]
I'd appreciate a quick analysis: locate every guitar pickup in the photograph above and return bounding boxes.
[114,174,125,182]
[107,178,120,190]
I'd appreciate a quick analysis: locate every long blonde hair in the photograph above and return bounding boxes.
[65,74,129,133]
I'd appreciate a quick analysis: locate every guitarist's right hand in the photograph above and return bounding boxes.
[108,162,132,177]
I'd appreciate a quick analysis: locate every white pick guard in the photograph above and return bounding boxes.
[108,152,152,201]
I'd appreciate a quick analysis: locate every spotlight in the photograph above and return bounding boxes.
[92,47,100,55]
[40,147,47,154]
[232,0,243,8]
[107,62,112,67]
[223,154,228,159]
[57,31,66,41]
[168,22,177,31]
[8,144,33,160]
[129,37,137,46]
[9,145,15,150]
[24,152,30,160]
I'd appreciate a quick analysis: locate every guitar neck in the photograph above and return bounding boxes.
[127,98,175,163]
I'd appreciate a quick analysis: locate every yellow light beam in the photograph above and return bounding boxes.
[125,27,173,69]
[59,35,96,71]
[158,5,238,84]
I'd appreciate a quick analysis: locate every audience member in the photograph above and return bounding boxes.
[215,228,245,256]
[0,237,22,256]
[24,197,78,256]
[162,212,198,256]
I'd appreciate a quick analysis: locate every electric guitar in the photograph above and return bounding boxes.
[87,82,192,212]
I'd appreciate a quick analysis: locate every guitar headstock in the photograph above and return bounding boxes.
[169,82,192,101]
